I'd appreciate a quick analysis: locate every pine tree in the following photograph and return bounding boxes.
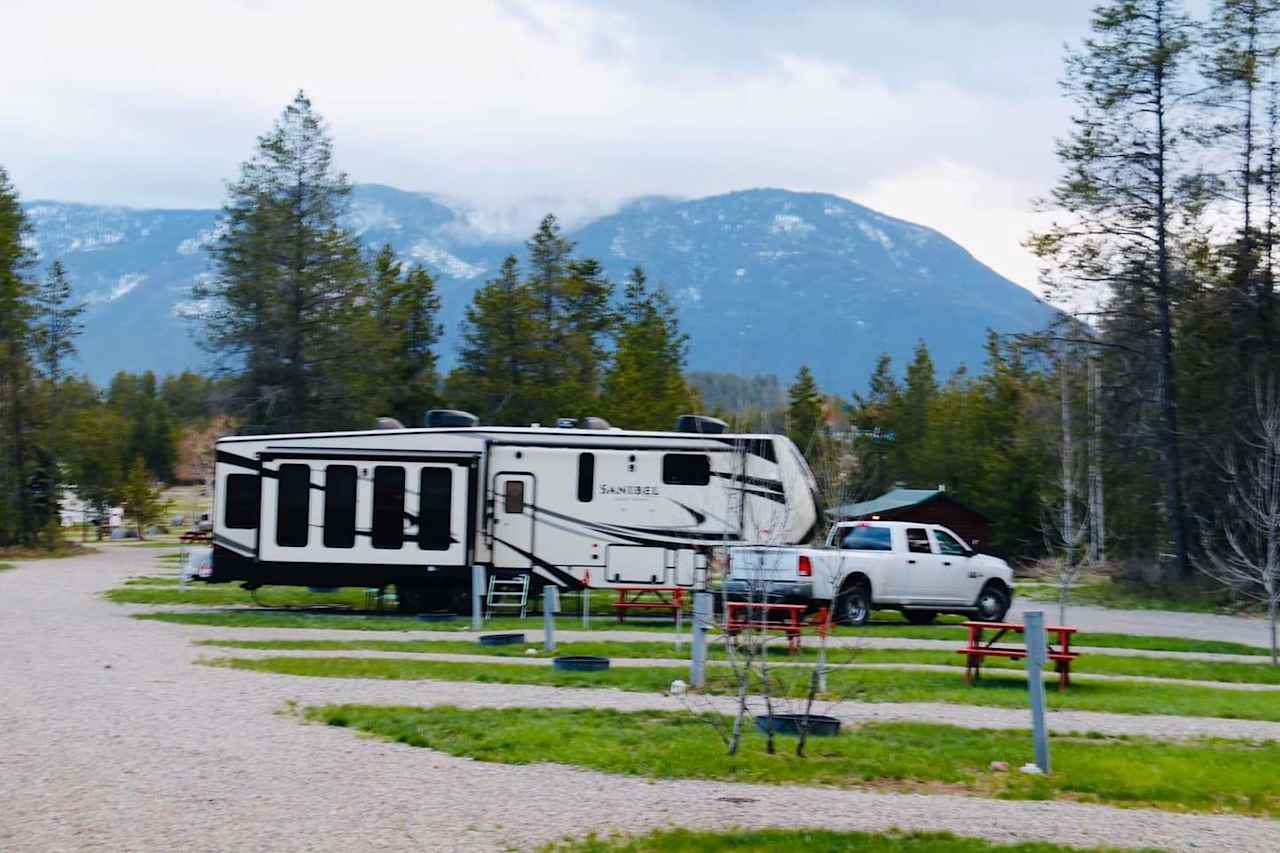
[600,267,693,430]
[1031,0,1197,578]
[786,365,824,459]
[120,457,170,540]
[447,256,540,424]
[559,257,615,415]
[197,91,369,432]
[369,244,443,426]
[32,259,84,526]
[0,166,37,545]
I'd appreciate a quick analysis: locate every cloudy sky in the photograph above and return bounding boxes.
[2,0,1097,292]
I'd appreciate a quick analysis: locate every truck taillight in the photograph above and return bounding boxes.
[798,555,812,576]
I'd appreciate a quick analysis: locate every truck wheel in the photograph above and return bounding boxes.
[904,610,937,625]
[975,584,1009,622]
[837,579,871,626]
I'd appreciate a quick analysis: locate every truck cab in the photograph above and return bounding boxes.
[725,520,1014,625]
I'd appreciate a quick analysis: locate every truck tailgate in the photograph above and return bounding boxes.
[729,547,802,581]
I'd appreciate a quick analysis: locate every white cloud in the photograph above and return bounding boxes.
[88,273,146,304]
[0,1,1090,298]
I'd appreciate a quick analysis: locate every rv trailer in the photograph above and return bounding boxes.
[204,415,819,610]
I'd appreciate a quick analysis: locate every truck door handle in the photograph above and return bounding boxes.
[906,559,916,564]
[943,561,952,566]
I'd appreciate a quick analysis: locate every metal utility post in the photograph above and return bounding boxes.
[1024,610,1051,774]
[471,564,485,631]
[544,586,559,652]
[675,605,684,653]
[582,573,591,629]
[690,592,714,688]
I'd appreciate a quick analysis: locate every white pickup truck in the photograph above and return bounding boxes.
[724,521,1014,625]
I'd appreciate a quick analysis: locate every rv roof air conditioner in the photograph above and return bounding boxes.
[580,416,612,430]
[675,414,728,434]
[373,417,406,430]
[424,409,480,428]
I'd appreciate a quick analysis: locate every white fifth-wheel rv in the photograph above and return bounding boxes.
[202,412,820,610]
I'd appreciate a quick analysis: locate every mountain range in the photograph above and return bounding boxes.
[22,185,1054,395]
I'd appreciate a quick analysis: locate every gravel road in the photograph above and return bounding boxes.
[3,546,1279,853]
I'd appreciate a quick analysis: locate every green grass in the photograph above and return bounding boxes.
[1020,577,1235,614]
[199,638,1280,684]
[306,705,1280,817]
[105,585,371,608]
[0,562,14,572]
[123,576,182,586]
[548,828,1154,853]
[214,655,1280,721]
[137,607,1275,656]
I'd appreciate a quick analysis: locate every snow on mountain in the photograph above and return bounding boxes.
[23,185,1054,392]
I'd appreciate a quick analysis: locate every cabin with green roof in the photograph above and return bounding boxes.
[830,487,992,550]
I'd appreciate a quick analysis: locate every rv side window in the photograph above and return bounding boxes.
[504,480,524,514]
[577,453,595,502]
[275,464,311,547]
[322,465,357,549]
[224,474,260,530]
[662,453,710,486]
[372,466,405,550]
[418,468,452,551]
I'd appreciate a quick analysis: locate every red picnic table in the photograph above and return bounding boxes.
[958,620,1080,690]
[724,601,830,654]
[611,586,686,623]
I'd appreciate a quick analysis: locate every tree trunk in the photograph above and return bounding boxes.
[1088,355,1105,562]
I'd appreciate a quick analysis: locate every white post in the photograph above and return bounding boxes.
[691,591,713,688]
[471,564,485,631]
[544,586,559,652]
[675,605,684,653]
[1024,610,1051,774]
[582,573,591,629]
[817,643,828,693]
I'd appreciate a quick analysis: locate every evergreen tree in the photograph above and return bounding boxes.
[525,214,575,421]
[1031,0,1197,578]
[786,365,824,459]
[447,256,540,424]
[0,166,37,545]
[600,267,693,430]
[196,91,369,432]
[559,257,616,415]
[32,259,84,521]
[369,244,443,426]
[120,457,170,540]
[896,340,938,483]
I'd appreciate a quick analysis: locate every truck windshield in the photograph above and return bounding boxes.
[839,525,892,551]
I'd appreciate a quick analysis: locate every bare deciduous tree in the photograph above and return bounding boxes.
[1199,372,1280,664]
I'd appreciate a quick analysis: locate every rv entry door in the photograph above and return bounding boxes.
[492,473,534,569]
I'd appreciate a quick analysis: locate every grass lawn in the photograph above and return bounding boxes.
[306,705,1280,817]
[548,828,1156,853]
[214,655,1280,721]
[199,638,1280,685]
[123,576,182,586]
[106,585,371,608]
[1020,577,1236,614]
[0,562,14,572]
[0,542,96,560]
[136,609,1274,657]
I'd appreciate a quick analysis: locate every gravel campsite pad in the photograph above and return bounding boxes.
[2,545,1279,852]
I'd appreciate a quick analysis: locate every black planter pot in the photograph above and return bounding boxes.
[552,655,611,672]
[754,713,841,737]
[478,633,526,646]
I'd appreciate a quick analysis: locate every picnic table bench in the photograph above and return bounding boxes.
[724,601,830,654]
[178,530,212,544]
[612,586,686,623]
[958,620,1080,690]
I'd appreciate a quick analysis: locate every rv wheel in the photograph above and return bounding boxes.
[397,583,430,614]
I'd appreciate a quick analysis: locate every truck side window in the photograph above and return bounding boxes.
[224,474,260,530]
[322,465,357,549]
[372,466,406,550]
[839,525,891,551]
[905,528,932,554]
[933,529,969,556]
[275,464,311,547]
[662,453,710,485]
